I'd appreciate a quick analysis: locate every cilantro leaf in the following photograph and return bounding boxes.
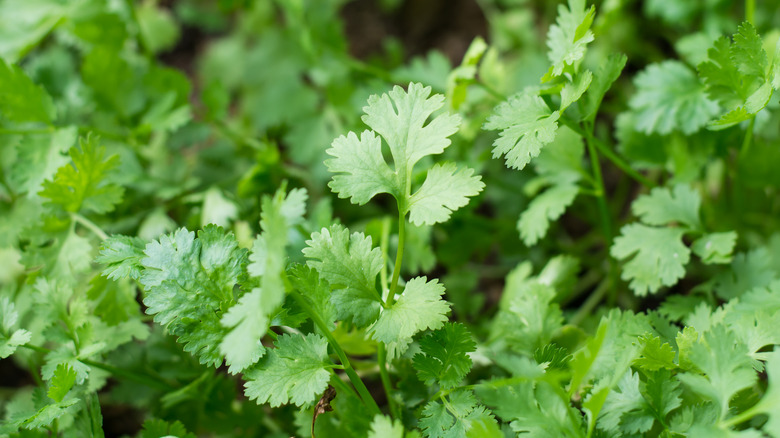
[96,235,146,281]
[413,322,476,389]
[0,298,32,359]
[698,22,776,129]
[407,163,485,226]
[303,224,383,327]
[611,224,690,295]
[598,371,647,433]
[140,419,196,438]
[8,127,77,196]
[629,61,719,135]
[368,415,404,438]
[362,82,460,177]
[326,131,398,205]
[47,363,77,403]
[631,184,701,229]
[484,91,560,170]
[221,187,306,373]
[327,83,481,223]
[39,135,124,214]
[368,276,450,358]
[0,57,55,123]
[559,70,593,111]
[634,334,676,371]
[582,53,627,121]
[139,226,247,367]
[545,0,595,78]
[420,390,499,438]
[244,333,331,408]
[518,183,579,246]
[691,231,737,264]
[677,325,755,419]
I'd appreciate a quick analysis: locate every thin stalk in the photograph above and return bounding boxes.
[569,279,610,326]
[387,208,406,307]
[329,370,358,398]
[81,358,175,392]
[70,213,109,240]
[0,128,52,135]
[560,117,653,188]
[746,0,755,24]
[290,291,382,416]
[378,344,400,419]
[379,216,391,300]
[585,132,613,243]
[22,344,176,391]
[721,404,762,428]
[739,116,756,160]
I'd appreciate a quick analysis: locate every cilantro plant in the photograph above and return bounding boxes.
[3,0,780,437]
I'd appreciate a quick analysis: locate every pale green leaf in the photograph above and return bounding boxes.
[518,183,579,246]
[631,184,701,229]
[545,0,595,77]
[244,333,330,407]
[629,61,719,135]
[326,131,397,205]
[484,92,560,170]
[303,224,382,326]
[369,415,405,438]
[368,276,450,358]
[691,231,737,264]
[611,224,690,295]
[47,363,77,403]
[407,163,485,226]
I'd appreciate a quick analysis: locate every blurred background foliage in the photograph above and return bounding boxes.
[2,0,780,435]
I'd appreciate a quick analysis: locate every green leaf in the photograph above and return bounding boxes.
[545,0,595,78]
[244,333,331,407]
[559,70,593,111]
[677,325,755,419]
[221,187,305,373]
[518,183,579,246]
[368,415,405,438]
[413,322,476,389]
[582,53,627,121]
[39,135,125,214]
[368,276,450,358]
[407,163,485,226]
[611,224,690,295]
[691,231,737,264]
[629,61,719,135]
[713,248,776,300]
[631,184,701,229]
[97,235,146,281]
[634,334,676,371]
[7,127,77,196]
[698,22,774,128]
[420,390,499,438]
[484,91,560,170]
[0,57,55,123]
[137,2,180,54]
[597,371,648,433]
[362,83,461,179]
[303,224,383,327]
[0,298,32,359]
[47,363,76,403]
[326,131,398,205]
[139,419,196,438]
[140,226,247,367]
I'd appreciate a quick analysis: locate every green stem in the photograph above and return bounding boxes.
[0,128,52,135]
[745,0,755,24]
[378,344,400,419]
[380,216,392,300]
[569,279,610,326]
[387,209,406,307]
[81,358,175,392]
[559,116,654,188]
[739,116,756,160]
[70,213,109,240]
[22,344,176,392]
[290,291,382,416]
[721,404,762,428]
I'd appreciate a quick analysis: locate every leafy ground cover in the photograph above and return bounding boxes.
[2,0,780,436]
